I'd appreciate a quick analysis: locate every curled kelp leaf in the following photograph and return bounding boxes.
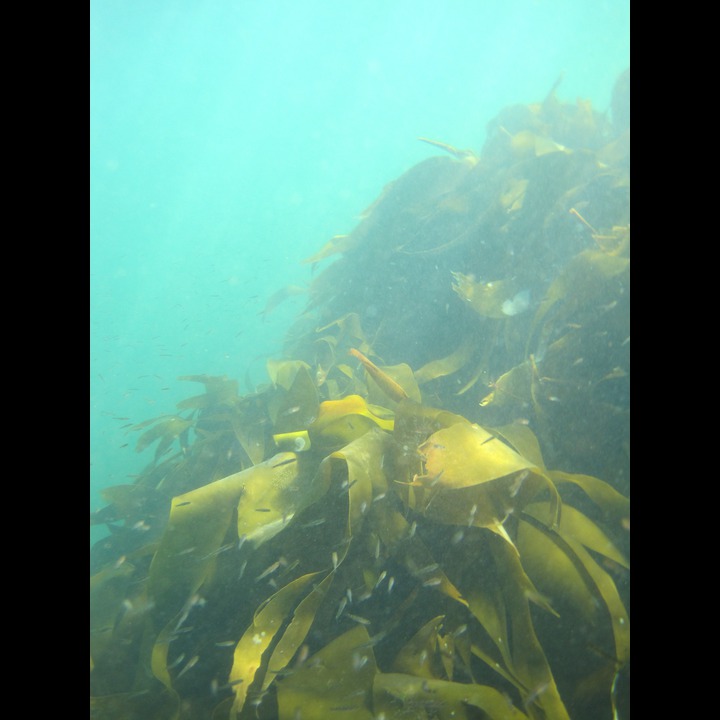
[551,470,630,527]
[262,573,335,693]
[373,673,529,720]
[227,412,267,465]
[391,615,446,678]
[266,361,319,434]
[146,452,316,627]
[147,469,249,624]
[417,422,531,487]
[492,423,628,554]
[517,508,629,717]
[320,427,391,536]
[228,572,323,719]
[414,337,475,386]
[150,613,187,700]
[410,422,559,540]
[392,400,468,445]
[316,313,370,350]
[552,504,628,569]
[491,423,547,469]
[479,361,532,409]
[236,452,327,549]
[276,625,376,720]
[520,506,629,664]
[389,400,471,490]
[480,535,571,719]
[308,394,394,451]
[516,506,625,625]
[372,502,468,609]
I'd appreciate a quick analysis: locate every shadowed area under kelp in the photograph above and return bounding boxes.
[91,71,629,720]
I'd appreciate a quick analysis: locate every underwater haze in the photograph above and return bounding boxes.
[90,3,630,719]
[90,0,629,528]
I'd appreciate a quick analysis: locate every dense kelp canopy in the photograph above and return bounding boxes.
[91,71,629,720]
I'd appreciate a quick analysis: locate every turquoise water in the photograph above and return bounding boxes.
[90,0,629,534]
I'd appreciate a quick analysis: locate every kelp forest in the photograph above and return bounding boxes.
[90,70,630,720]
